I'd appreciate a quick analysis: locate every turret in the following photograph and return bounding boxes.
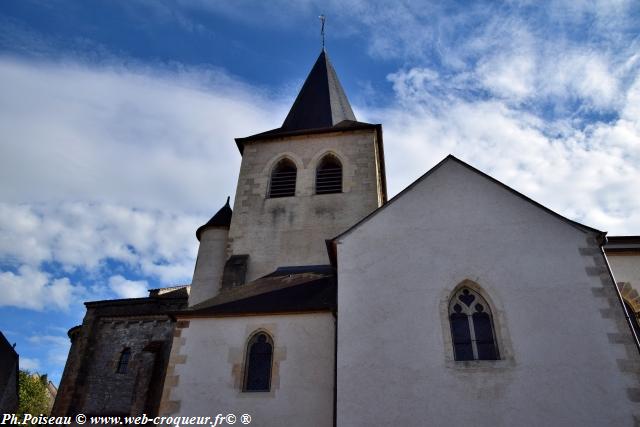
[189,198,232,306]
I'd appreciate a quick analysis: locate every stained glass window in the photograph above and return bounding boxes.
[244,333,273,392]
[449,288,499,361]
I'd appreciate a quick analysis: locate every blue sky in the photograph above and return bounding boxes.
[1,1,639,386]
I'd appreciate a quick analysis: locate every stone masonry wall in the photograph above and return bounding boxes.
[81,317,174,415]
[228,128,384,282]
[53,292,187,417]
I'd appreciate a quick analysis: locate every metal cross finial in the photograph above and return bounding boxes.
[319,15,326,50]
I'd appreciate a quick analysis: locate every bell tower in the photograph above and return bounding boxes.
[226,49,387,282]
[190,49,388,305]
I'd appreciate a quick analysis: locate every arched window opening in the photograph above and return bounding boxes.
[116,348,131,374]
[244,332,273,392]
[449,288,499,361]
[269,159,297,198]
[625,301,640,340]
[315,155,342,194]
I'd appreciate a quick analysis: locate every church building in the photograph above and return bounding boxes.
[54,49,640,426]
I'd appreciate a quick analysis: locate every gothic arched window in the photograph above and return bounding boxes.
[243,332,273,392]
[116,348,131,374]
[268,159,297,198]
[449,288,499,361]
[315,154,342,194]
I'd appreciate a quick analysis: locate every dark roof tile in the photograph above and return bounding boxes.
[234,50,361,150]
[282,50,355,131]
[183,265,336,316]
[196,197,232,240]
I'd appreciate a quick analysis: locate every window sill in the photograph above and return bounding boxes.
[237,389,276,399]
[445,358,515,371]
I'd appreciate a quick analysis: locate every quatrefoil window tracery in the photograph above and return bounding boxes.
[449,287,499,361]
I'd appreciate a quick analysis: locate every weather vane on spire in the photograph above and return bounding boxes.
[319,14,326,50]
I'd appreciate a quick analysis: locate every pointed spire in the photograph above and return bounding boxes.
[280,50,356,132]
[196,197,233,240]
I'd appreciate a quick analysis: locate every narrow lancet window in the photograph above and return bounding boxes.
[315,155,342,194]
[244,333,273,391]
[449,288,499,361]
[269,159,297,198]
[116,348,131,374]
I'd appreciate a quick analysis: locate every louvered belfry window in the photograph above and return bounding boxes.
[315,155,342,194]
[268,159,297,198]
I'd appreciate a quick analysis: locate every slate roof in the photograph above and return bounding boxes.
[196,197,233,241]
[234,50,373,152]
[84,284,190,307]
[236,119,379,149]
[281,50,355,131]
[147,285,191,299]
[607,236,640,244]
[180,265,336,317]
[605,236,640,252]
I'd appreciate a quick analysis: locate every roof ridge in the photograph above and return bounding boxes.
[330,154,602,244]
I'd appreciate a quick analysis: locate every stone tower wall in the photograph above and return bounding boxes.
[228,128,383,282]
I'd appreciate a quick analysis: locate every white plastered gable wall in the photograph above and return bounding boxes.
[334,156,640,426]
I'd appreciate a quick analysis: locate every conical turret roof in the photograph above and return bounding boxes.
[196,197,232,241]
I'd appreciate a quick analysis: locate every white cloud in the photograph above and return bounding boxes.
[0,53,291,308]
[20,357,41,371]
[0,265,77,311]
[0,56,285,211]
[540,50,621,110]
[27,335,71,384]
[0,200,205,310]
[386,68,440,105]
[476,52,536,101]
[0,56,293,312]
[28,335,71,365]
[1,1,640,315]
[375,72,640,234]
[108,275,149,299]
[0,201,202,290]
